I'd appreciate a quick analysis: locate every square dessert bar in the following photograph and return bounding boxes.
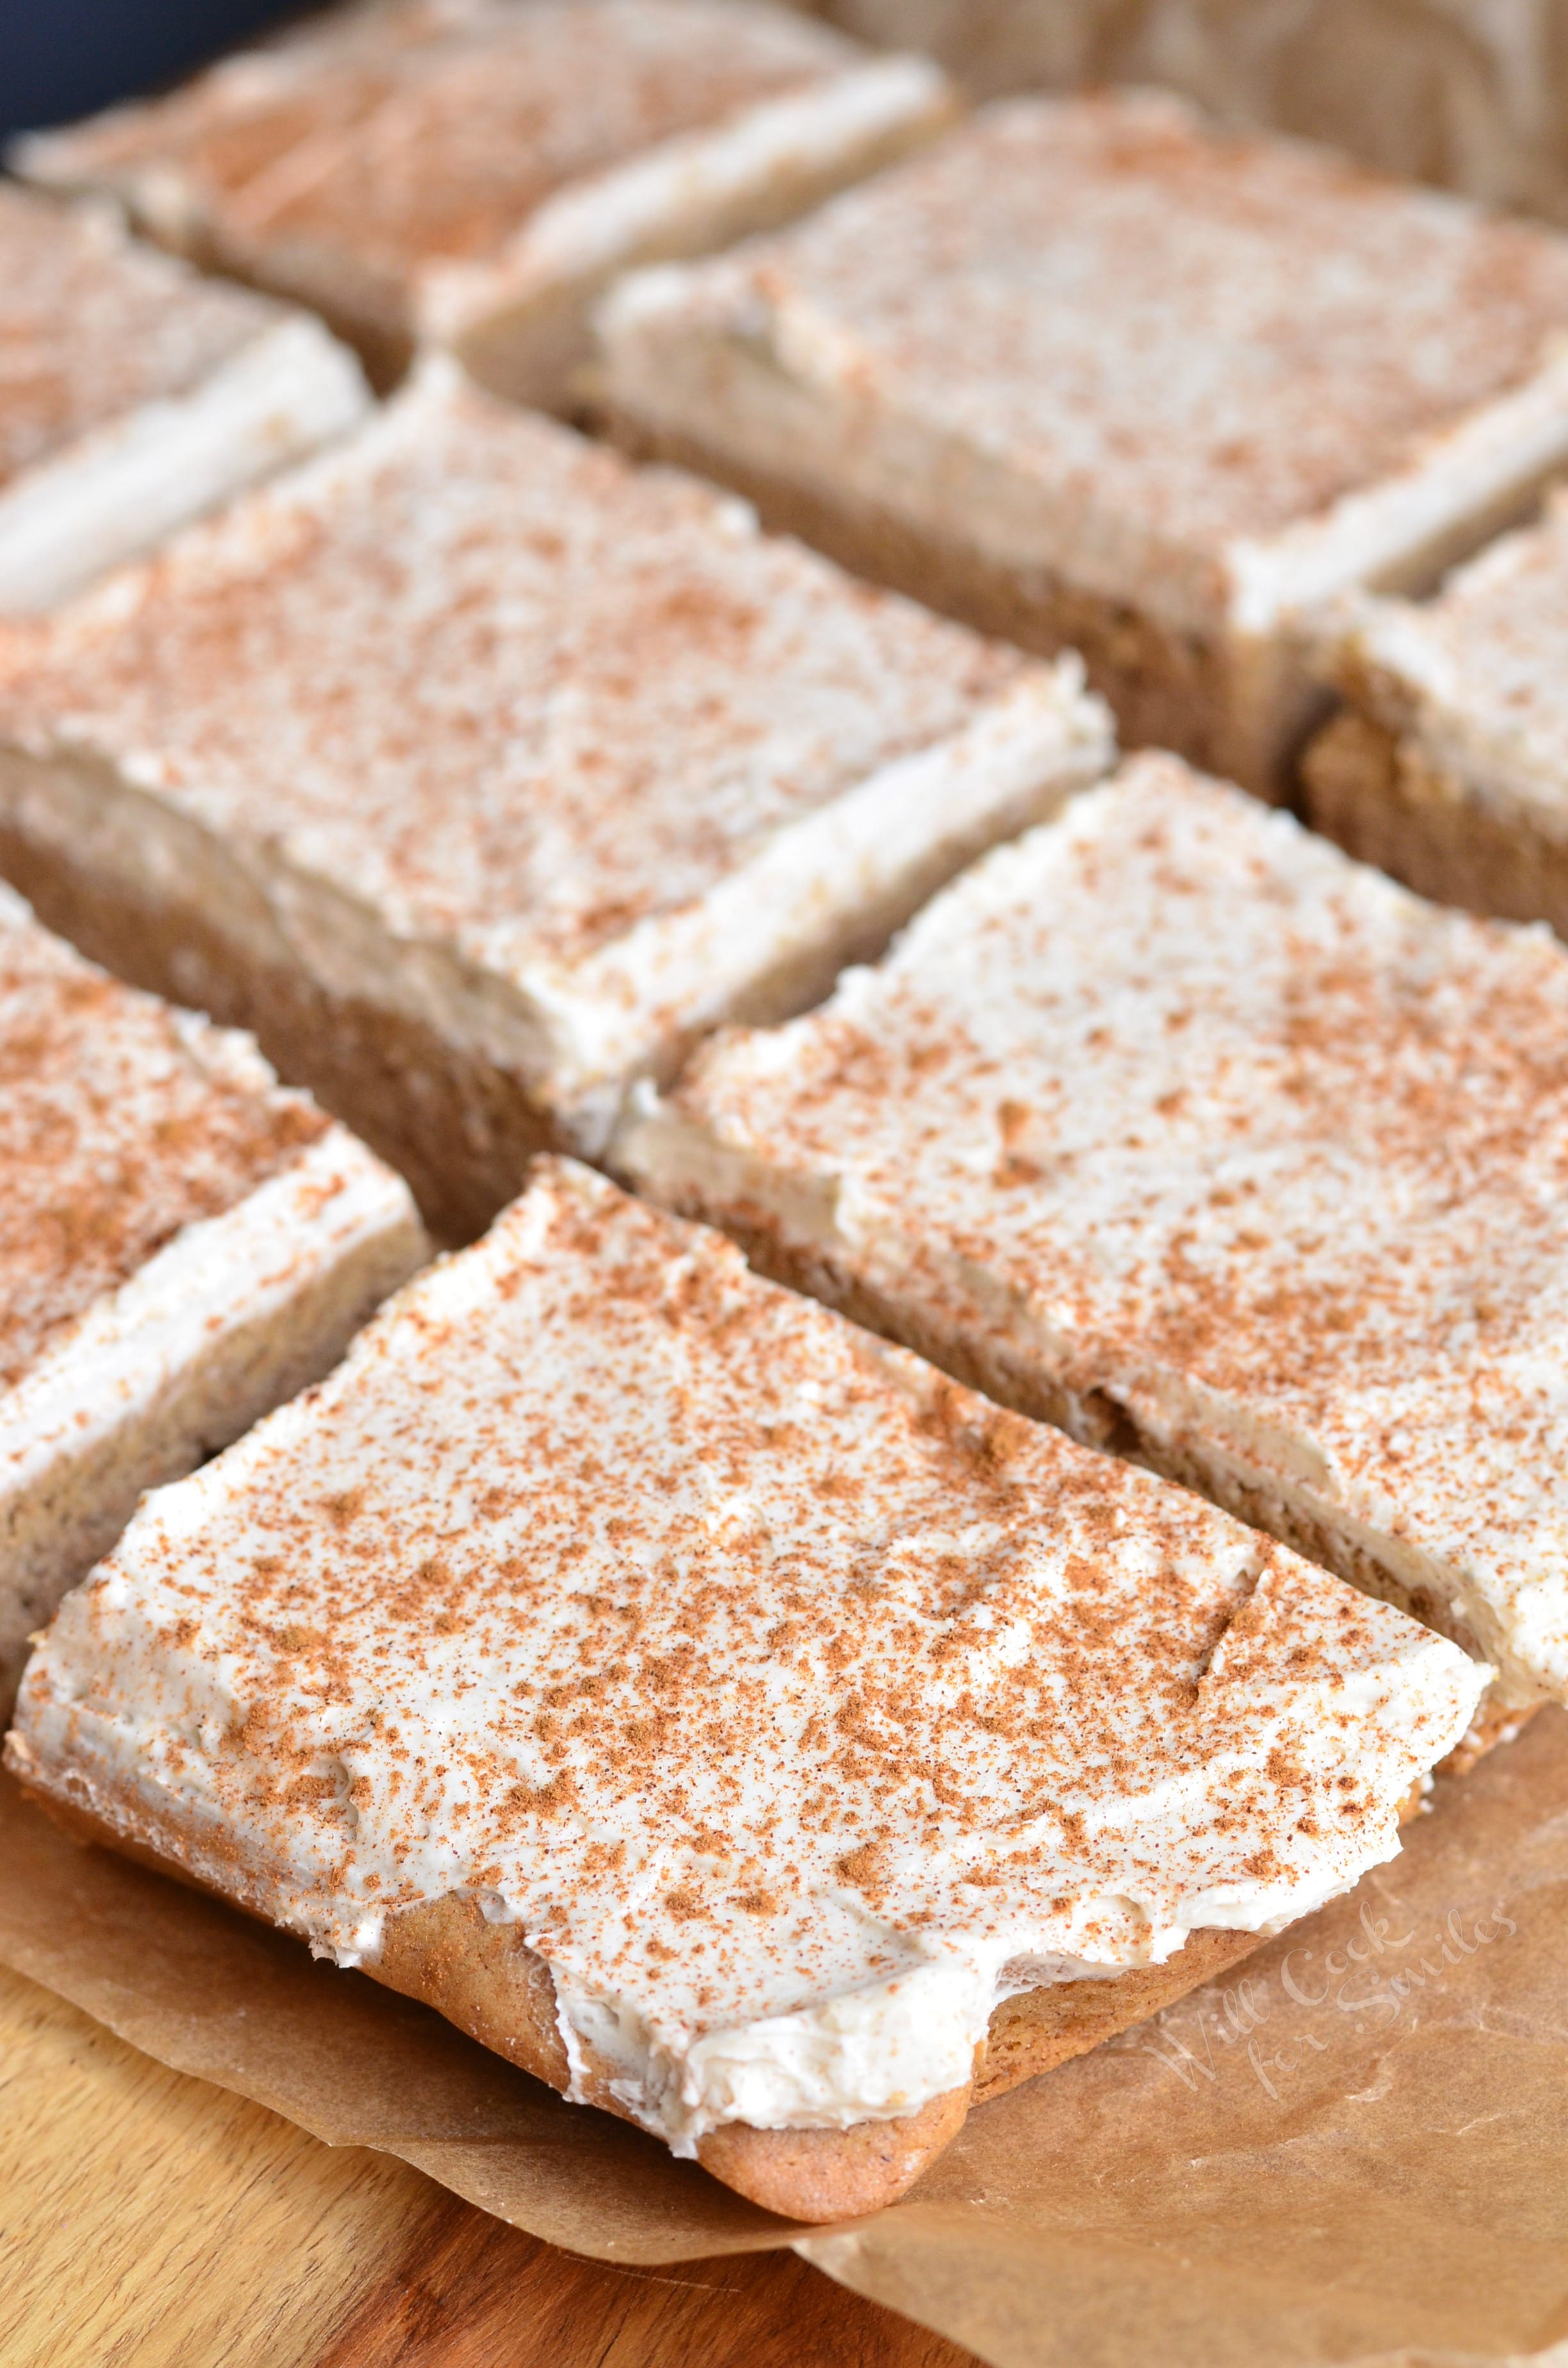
[6,1158,1483,2220]
[624,752,1568,1723]
[0,882,423,1713]
[0,183,366,615]
[600,90,1568,795]
[0,360,1109,1243]
[1305,492,1568,943]
[15,0,953,404]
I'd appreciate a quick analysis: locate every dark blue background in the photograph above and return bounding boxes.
[1,0,300,138]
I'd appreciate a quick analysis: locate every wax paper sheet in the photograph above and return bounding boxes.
[4,1707,1567,2367]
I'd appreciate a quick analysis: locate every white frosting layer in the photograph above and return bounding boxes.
[0,882,425,1697]
[625,755,1568,1710]
[466,55,945,296]
[425,54,951,402]
[0,313,368,616]
[9,1162,1483,2146]
[1332,489,1568,839]
[511,662,1111,1144]
[13,0,879,381]
[599,93,1568,782]
[1225,343,1568,632]
[1,1126,420,1504]
[604,259,1568,649]
[0,364,1105,1151]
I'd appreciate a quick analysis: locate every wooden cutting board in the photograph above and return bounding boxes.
[0,1961,979,2367]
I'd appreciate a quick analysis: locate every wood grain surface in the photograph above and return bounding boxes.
[0,1962,981,2368]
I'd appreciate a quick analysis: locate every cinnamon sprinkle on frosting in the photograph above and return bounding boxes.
[633,753,1568,1707]
[10,1158,1482,2148]
[0,886,327,1393]
[24,0,859,284]
[1334,487,1568,830]
[0,366,1030,962]
[0,183,290,496]
[614,89,1568,554]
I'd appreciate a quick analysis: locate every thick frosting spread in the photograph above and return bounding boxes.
[601,92,1568,636]
[420,52,950,352]
[1338,491,1568,834]
[628,757,1568,1709]
[0,365,1029,953]
[10,1160,1482,2146]
[19,0,858,292]
[0,882,330,1394]
[0,363,1100,1130]
[2,1122,421,1509]
[0,183,302,495]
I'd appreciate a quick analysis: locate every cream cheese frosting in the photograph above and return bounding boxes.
[1327,491,1568,840]
[0,185,366,613]
[0,360,1109,1152]
[8,1160,1483,2147]
[601,90,1568,625]
[623,755,1568,1712]
[13,0,860,265]
[423,52,952,406]
[13,0,916,395]
[0,880,425,1702]
[3,1124,421,1503]
[0,878,330,1392]
[599,91,1568,785]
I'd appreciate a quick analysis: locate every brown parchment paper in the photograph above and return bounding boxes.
[826,1,1568,229]
[4,1708,1568,2368]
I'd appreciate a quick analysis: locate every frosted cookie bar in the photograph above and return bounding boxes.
[15,0,952,404]
[0,183,365,615]
[1305,492,1568,943]
[6,1158,1483,2219]
[600,90,1568,794]
[625,752,1568,1725]
[0,359,1108,1242]
[0,884,423,1713]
